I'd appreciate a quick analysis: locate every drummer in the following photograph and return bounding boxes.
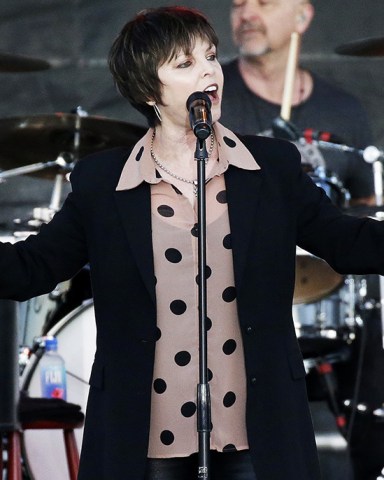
[220,0,376,206]
[220,2,382,479]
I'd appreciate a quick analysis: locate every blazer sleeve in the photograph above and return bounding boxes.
[295,161,384,275]
[0,163,89,301]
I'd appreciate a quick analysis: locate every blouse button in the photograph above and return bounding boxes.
[250,376,257,386]
[246,326,253,335]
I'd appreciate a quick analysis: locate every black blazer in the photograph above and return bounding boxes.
[1,133,384,479]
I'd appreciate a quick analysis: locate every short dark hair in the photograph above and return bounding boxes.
[108,6,219,127]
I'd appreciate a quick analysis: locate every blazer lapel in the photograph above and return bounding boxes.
[225,165,262,293]
[113,166,262,303]
[114,182,156,304]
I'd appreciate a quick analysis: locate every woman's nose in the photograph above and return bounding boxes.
[200,60,215,77]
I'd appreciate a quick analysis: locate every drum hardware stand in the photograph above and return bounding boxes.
[0,151,75,183]
[362,150,384,350]
[0,299,23,480]
[0,152,75,233]
[271,116,384,174]
[361,151,384,350]
[315,355,348,436]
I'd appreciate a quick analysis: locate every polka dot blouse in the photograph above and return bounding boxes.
[116,123,260,458]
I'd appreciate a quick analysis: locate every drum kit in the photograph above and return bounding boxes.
[0,35,384,478]
[277,33,384,450]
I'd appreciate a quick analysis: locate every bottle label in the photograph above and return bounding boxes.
[41,365,67,400]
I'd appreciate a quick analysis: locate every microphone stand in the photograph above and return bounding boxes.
[195,136,211,480]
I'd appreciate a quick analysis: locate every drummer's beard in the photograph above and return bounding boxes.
[240,45,272,60]
[236,23,271,59]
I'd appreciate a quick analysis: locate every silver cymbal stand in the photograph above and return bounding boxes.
[0,153,75,226]
[362,147,384,348]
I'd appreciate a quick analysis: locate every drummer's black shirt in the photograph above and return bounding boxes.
[221,59,374,201]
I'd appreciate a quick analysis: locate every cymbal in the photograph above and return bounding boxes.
[0,52,51,72]
[0,113,146,179]
[335,36,384,57]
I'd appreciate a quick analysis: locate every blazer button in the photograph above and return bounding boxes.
[246,326,253,335]
[250,376,257,386]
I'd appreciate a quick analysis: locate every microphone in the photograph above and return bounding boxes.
[186,92,212,140]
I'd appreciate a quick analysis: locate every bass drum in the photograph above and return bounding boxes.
[20,301,96,480]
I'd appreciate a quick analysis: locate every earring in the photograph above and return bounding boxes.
[153,104,162,123]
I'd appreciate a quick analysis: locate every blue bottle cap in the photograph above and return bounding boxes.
[44,336,58,351]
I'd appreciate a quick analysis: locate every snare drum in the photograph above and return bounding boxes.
[20,301,96,480]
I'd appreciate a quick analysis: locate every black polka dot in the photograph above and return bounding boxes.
[135,146,144,161]
[223,339,237,355]
[223,444,237,452]
[165,248,182,263]
[216,190,227,204]
[181,402,197,418]
[222,286,237,302]
[170,300,187,315]
[191,224,199,237]
[153,378,167,394]
[223,391,236,408]
[206,317,212,331]
[157,205,174,217]
[160,430,174,446]
[175,351,191,366]
[223,234,232,249]
[195,266,212,284]
[208,369,213,382]
[223,136,237,148]
[155,327,162,341]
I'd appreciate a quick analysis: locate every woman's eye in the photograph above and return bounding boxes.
[177,61,191,69]
[207,54,217,61]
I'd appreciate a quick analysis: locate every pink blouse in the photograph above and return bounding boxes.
[116,123,260,458]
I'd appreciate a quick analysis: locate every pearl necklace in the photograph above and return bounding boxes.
[150,128,215,196]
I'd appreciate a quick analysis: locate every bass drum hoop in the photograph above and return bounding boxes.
[20,300,96,480]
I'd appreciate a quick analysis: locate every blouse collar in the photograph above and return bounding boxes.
[116,122,260,191]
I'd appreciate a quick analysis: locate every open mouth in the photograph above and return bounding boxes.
[204,84,219,102]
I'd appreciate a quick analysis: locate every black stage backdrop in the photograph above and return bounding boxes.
[0,0,383,225]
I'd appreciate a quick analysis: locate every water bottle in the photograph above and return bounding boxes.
[40,336,67,400]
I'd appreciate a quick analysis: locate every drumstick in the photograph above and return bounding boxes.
[281,32,301,121]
